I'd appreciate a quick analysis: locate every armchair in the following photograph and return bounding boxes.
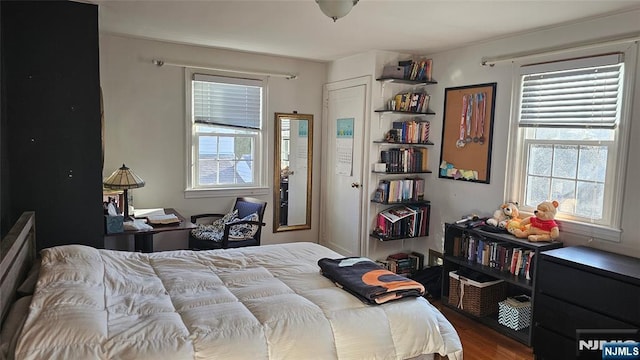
[189,197,267,250]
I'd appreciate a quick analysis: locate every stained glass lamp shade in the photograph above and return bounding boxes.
[103,164,145,219]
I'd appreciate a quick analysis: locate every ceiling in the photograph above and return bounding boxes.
[94,0,640,62]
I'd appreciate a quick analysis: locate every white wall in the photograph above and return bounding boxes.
[100,34,326,251]
[326,9,640,260]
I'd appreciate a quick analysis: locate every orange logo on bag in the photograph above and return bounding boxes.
[362,269,424,292]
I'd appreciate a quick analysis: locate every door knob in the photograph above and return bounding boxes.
[351,182,362,188]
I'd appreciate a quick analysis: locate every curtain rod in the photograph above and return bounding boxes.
[152,59,298,80]
[481,32,640,66]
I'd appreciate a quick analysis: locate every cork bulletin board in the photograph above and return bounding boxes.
[438,83,496,184]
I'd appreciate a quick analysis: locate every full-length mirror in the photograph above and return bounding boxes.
[274,112,313,232]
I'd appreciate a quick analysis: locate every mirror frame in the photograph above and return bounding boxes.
[273,112,313,232]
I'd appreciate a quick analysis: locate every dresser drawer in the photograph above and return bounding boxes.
[533,325,575,360]
[535,293,636,339]
[537,259,640,325]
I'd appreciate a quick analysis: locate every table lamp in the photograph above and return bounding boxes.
[103,164,145,220]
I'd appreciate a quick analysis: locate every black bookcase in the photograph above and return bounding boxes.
[1,1,103,250]
[441,222,563,346]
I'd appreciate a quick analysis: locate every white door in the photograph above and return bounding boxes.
[320,79,368,257]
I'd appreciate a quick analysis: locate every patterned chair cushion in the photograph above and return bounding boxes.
[228,212,260,240]
[190,209,238,242]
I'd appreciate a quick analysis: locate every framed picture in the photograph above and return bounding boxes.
[438,82,496,184]
[373,188,385,203]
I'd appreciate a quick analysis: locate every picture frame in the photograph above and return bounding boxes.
[373,188,385,203]
[438,82,497,184]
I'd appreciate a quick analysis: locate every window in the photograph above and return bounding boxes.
[186,72,266,194]
[507,50,635,241]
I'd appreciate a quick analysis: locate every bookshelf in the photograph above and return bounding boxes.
[441,222,563,346]
[370,60,436,244]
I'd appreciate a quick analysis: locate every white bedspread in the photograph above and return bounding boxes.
[15,242,462,360]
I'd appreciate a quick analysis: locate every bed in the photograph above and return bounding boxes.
[1,212,462,360]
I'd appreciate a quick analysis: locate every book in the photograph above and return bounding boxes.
[410,252,424,270]
[525,252,535,280]
[425,59,433,81]
[510,248,521,274]
[147,214,180,225]
[379,206,417,223]
[133,208,165,218]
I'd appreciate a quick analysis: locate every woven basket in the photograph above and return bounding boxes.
[448,271,507,317]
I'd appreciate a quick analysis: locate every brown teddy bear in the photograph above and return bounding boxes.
[511,200,560,242]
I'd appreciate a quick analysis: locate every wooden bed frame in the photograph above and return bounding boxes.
[0,212,36,325]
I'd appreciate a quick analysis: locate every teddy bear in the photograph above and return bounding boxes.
[486,202,520,229]
[511,200,560,242]
[505,217,523,234]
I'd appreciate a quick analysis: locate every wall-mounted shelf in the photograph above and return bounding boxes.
[372,170,432,175]
[364,61,439,257]
[375,109,436,116]
[376,77,437,96]
[376,77,438,84]
[371,200,431,206]
[370,232,428,242]
[373,140,434,146]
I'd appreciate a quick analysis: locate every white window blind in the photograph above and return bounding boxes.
[519,53,623,129]
[193,74,263,130]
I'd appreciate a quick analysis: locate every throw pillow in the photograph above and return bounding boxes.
[228,212,260,240]
[191,209,238,242]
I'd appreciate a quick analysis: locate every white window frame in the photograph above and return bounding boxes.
[184,68,270,198]
[505,44,637,242]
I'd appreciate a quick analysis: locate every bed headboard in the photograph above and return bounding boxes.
[0,212,36,324]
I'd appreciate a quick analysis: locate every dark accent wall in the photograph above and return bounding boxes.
[1,1,103,250]
[0,0,6,240]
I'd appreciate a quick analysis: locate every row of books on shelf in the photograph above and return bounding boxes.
[380,147,428,173]
[452,235,535,280]
[377,251,425,276]
[399,58,433,82]
[373,178,425,203]
[388,120,430,144]
[374,205,430,239]
[391,92,430,113]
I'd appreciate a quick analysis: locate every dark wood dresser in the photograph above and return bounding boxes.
[533,246,640,359]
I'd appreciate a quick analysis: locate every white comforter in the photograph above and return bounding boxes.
[15,242,462,360]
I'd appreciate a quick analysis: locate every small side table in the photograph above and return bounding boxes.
[104,208,196,252]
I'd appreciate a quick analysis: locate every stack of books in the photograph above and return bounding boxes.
[377,252,424,276]
[379,147,428,173]
[392,92,430,113]
[375,205,430,239]
[452,235,535,280]
[399,58,433,81]
[373,178,425,203]
[388,120,430,143]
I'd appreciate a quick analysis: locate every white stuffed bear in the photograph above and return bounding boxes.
[486,202,519,229]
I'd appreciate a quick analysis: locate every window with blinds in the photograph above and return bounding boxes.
[507,51,632,237]
[193,74,262,130]
[519,53,623,129]
[189,74,264,189]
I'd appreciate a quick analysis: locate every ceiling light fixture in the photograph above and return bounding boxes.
[316,0,359,22]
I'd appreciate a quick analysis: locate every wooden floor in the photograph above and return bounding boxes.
[431,299,534,360]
